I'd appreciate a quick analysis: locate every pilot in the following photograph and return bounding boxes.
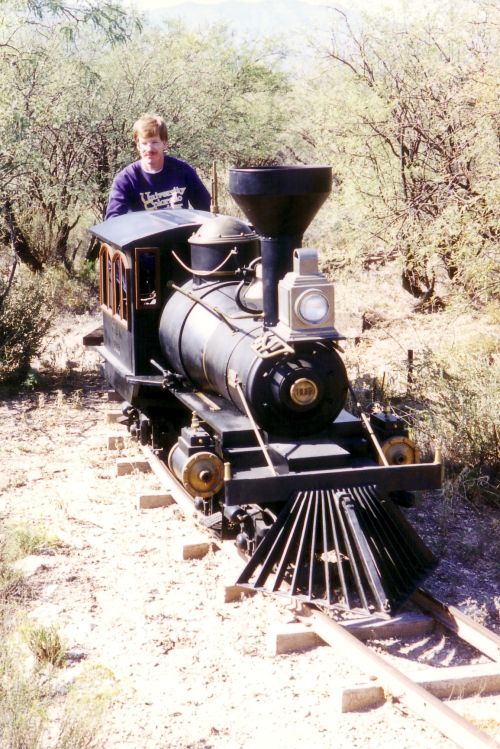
[105,114,211,219]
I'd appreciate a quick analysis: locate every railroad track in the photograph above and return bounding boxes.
[108,424,500,749]
[298,603,500,749]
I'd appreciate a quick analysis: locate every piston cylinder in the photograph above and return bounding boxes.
[168,444,224,497]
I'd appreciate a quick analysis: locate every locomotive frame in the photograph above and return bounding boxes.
[86,166,443,616]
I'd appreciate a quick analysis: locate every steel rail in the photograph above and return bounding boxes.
[412,588,500,663]
[140,443,247,568]
[299,604,499,749]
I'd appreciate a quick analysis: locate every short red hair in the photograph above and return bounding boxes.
[133,114,168,144]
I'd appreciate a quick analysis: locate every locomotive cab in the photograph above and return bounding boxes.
[89,207,213,407]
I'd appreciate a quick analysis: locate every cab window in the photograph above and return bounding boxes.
[135,248,160,310]
[99,244,113,309]
[111,251,130,327]
[99,244,130,328]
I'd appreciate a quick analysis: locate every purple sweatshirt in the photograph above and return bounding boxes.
[105,155,211,219]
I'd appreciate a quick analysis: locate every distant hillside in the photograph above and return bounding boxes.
[145,1,346,46]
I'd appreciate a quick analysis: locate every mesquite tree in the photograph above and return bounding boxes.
[288,1,499,306]
[0,6,289,272]
[0,0,139,273]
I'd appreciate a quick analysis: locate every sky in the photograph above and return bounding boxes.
[127,0,394,10]
[121,0,424,24]
[122,0,414,34]
[130,0,343,5]
[123,0,411,24]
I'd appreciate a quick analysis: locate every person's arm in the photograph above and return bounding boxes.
[105,170,135,219]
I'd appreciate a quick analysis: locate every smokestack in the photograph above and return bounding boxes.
[229,166,332,326]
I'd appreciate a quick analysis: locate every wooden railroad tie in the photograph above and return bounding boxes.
[108,433,127,451]
[106,409,123,424]
[106,389,123,403]
[137,492,174,510]
[412,588,500,663]
[270,611,435,655]
[174,538,219,561]
[116,457,151,476]
[339,662,500,713]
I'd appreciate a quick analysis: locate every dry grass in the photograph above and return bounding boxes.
[12,524,67,557]
[54,665,118,749]
[0,520,115,749]
[26,623,67,668]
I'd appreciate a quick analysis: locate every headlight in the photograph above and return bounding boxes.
[295,290,330,325]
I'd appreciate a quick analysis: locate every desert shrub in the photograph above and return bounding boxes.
[0,531,46,748]
[0,523,114,748]
[288,2,499,308]
[0,523,63,606]
[345,317,499,506]
[0,645,47,749]
[408,344,499,505]
[12,523,65,557]
[45,261,99,315]
[55,665,118,749]
[0,535,24,603]
[1,522,63,563]
[0,270,55,383]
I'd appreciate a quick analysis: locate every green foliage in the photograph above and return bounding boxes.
[0,528,46,747]
[0,563,24,603]
[0,40,114,269]
[1,8,290,271]
[11,523,65,557]
[45,262,99,315]
[0,269,55,383]
[0,544,24,604]
[0,624,115,747]
[0,522,63,604]
[83,22,290,216]
[2,0,139,45]
[0,643,47,749]
[0,522,114,748]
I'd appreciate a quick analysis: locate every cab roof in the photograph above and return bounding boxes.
[89,208,213,250]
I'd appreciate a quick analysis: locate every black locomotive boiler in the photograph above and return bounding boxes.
[87,166,443,615]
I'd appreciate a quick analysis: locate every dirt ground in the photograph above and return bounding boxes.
[0,311,499,749]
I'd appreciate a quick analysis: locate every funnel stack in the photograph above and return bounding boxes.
[229,166,332,326]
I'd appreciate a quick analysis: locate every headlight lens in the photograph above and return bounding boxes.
[296,291,330,325]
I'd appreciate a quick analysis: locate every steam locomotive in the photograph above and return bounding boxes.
[87,166,442,615]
